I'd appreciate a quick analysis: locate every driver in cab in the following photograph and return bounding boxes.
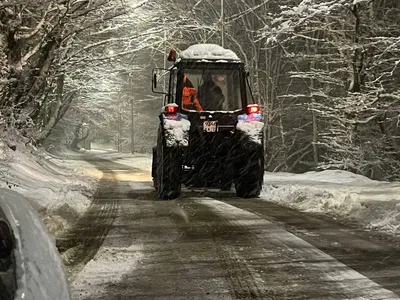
[182,76,203,111]
[197,71,225,111]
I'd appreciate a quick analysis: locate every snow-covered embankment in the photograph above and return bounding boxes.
[0,140,99,238]
[262,170,400,235]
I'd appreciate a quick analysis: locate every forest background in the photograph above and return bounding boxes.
[1,0,400,180]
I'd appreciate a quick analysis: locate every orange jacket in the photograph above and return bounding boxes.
[182,76,203,111]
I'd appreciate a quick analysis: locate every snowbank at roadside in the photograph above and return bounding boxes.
[262,170,400,235]
[0,140,99,238]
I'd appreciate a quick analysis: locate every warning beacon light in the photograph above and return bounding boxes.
[167,49,177,62]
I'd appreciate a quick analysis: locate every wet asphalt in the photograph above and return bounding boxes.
[57,156,400,300]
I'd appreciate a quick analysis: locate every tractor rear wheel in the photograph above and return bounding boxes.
[155,130,182,200]
[235,150,263,198]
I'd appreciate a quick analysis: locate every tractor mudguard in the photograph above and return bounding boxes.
[236,113,264,149]
[159,113,191,148]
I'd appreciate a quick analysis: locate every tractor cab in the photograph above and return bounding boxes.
[152,44,257,115]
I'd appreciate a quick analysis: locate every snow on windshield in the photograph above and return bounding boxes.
[180,44,240,61]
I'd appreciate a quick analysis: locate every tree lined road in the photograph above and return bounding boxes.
[59,156,400,299]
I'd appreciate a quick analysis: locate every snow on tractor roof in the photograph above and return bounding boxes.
[179,44,240,61]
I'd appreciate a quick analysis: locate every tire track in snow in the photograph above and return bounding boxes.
[214,241,271,299]
[56,168,120,281]
[223,197,400,297]
[199,198,400,299]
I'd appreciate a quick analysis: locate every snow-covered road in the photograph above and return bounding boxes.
[57,154,400,299]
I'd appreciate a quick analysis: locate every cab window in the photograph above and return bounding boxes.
[182,69,242,111]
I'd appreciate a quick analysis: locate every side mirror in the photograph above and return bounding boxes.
[153,72,157,89]
[152,68,169,95]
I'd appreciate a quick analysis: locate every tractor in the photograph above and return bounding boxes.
[151,44,264,199]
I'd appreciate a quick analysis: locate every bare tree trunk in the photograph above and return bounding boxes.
[264,45,283,170]
[33,76,78,144]
[312,110,318,167]
[71,123,90,150]
[349,4,364,93]
[305,31,321,168]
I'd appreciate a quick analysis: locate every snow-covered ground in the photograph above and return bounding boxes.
[2,134,400,240]
[0,138,153,239]
[262,170,400,235]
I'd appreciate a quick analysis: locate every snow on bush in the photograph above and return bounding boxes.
[0,142,98,237]
[164,118,191,147]
[262,170,400,235]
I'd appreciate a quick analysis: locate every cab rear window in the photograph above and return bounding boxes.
[181,69,242,112]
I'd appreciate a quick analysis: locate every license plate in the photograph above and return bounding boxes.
[203,121,218,132]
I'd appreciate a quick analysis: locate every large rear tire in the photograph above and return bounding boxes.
[234,150,263,198]
[152,146,158,189]
[155,130,182,200]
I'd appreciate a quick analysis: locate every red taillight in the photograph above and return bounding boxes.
[247,104,260,114]
[165,104,178,114]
